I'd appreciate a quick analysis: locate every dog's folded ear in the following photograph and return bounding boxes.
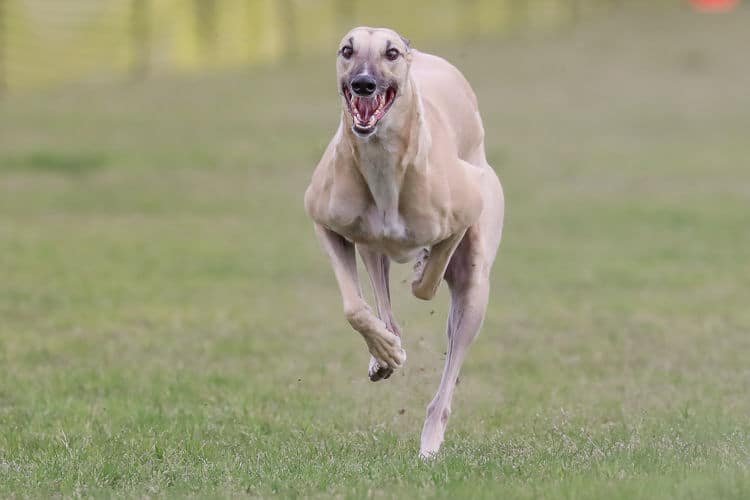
[400,35,411,51]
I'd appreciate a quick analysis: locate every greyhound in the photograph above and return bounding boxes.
[304,27,504,458]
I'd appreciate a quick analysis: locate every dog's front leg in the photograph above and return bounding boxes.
[358,245,402,381]
[314,223,406,371]
[411,228,468,301]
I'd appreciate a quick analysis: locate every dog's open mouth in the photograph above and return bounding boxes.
[343,85,398,136]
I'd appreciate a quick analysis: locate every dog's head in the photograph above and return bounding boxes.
[336,27,411,138]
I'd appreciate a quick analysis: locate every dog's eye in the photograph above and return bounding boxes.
[385,48,400,61]
[340,46,353,59]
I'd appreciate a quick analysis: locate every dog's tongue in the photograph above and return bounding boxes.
[355,97,377,122]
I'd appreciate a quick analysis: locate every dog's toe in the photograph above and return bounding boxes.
[412,248,430,280]
[368,356,393,382]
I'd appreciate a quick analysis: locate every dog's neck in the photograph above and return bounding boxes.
[341,76,429,219]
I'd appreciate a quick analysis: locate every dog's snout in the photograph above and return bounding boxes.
[351,75,377,96]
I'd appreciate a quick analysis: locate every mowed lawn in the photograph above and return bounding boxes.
[1,6,749,498]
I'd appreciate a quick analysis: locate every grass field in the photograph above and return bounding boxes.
[1,5,749,498]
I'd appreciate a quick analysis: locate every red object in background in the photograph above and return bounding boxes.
[690,0,740,12]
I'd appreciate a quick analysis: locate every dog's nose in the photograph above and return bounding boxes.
[351,75,377,96]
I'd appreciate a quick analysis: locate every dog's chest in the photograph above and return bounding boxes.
[318,141,446,260]
[358,145,408,240]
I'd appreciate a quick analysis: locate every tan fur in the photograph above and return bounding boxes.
[304,27,504,457]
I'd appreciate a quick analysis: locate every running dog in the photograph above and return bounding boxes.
[304,27,504,458]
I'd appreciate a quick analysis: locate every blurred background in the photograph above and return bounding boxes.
[0,0,674,94]
[1,1,749,497]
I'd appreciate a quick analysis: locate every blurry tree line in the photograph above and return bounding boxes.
[0,0,659,95]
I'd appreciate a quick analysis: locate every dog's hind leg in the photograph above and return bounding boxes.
[358,245,402,381]
[411,228,467,301]
[419,225,491,458]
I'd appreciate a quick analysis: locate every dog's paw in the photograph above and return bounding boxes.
[419,409,448,459]
[412,248,430,283]
[368,356,393,382]
[412,248,438,299]
[364,329,406,371]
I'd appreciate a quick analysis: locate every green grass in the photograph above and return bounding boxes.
[1,5,749,498]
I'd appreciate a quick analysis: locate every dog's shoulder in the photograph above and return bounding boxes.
[304,126,369,228]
